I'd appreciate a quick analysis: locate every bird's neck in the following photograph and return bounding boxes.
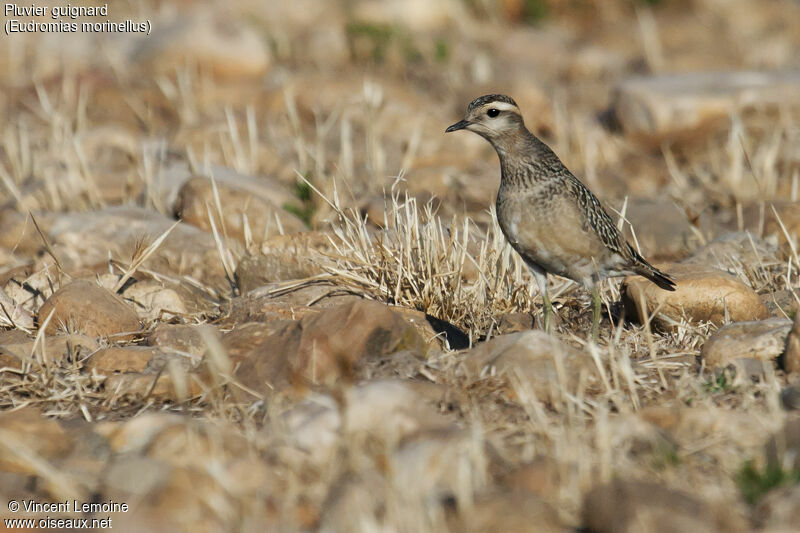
[488,126,529,155]
[492,128,549,188]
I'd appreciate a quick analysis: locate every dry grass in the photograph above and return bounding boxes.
[321,183,534,345]
[0,1,799,529]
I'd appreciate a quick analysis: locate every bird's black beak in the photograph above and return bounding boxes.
[445,119,470,133]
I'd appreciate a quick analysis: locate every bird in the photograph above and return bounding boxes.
[446,94,675,340]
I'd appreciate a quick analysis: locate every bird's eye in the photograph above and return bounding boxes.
[487,108,500,118]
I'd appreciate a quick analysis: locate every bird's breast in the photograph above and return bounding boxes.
[496,191,614,284]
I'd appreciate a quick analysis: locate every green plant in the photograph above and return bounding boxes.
[346,21,395,63]
[649,444,681,471]
[703,372,732,394]
[345,21,423,64]
[434,39,449,63]
[522,0,548,23]
[284,178,315,227]
[737,460,800,505]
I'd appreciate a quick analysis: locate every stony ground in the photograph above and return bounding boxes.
[1,0,800,531]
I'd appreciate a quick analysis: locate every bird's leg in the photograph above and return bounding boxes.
[591,284,601,343]
[532,269,553,334]
[542,291,553,334]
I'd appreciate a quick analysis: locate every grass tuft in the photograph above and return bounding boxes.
[320,185,535,342]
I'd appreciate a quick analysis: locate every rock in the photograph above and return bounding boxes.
[391,307,468,351]
[0,209,53,256]
[103,455,172,498]
[567,44,628,81]
[104,369,204,402]
[174,176,306,246]
[52,418,111,496]
[455,492,567,533]
[222,281,365,326]
[486,25,574,87]
[234,232,338,291]
[47,206,241,291]
[85,346,163,374]
[0,286,33,329]
[74,126,142,205]
[700,318,792,371]
[98,413,187,454]
[281,380,454,465]
[0,333,98,370]
[391,429,484,506]
[623,263,768,330]
[762,290,798,319]
[582,479,747,533]
[148,324,212,359]
[1,131,139,212]
[256,0,343,31]
[147,162,297,216]
[618,198,710,261]
[0,28,102,87]
[499,458,561,497]
[756,484,800,530]
[302,23,349,68]
[460,331,600,404]
[98,348,202,402]
[108,460,272,532]
[355,349,425,380]
[233,300,426,395]
[344,380,452,440]
[683,232,779,271]
[114,415,250,462]
[96,414,274,530]
[2,262,54,316]
[320,471,388,532]
[0,329,31,345]
[765,417,800,473]
[141,161,195,213]
[612,71,800,145]
[279,394,341,466]
[638,405,771,450]
[353,0,462,31]
[0,407,74,474]
[0,247,25,271]
[403,160,499,223]
[782,381,800,410]
[219,321,291,375]
[121,280,188,322]
[506,79,555,136]
[132,9,271,78]
[37,280,142,339]
[742,201,800,244]
[604,412,678,460]
[0,470,38,510]
[497,312,535,335]
[256,0,349,66]
[782,311,800,374]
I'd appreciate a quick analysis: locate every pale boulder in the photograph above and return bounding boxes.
[700,318,792,370]
[623,263,768,329]
[460,330,601,404]
[37,280,141,339]
[174,176,306,246]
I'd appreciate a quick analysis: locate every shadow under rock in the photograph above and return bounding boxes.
[425,314,471,350]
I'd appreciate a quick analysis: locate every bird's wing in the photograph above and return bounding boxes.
[566,173,676,290]
[566,174,637,263]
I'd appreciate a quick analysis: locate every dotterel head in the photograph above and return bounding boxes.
[445,94,525,143]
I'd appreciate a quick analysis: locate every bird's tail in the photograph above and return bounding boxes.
[635,262,676,291]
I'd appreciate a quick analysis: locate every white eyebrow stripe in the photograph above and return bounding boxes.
[487,101,519,112]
